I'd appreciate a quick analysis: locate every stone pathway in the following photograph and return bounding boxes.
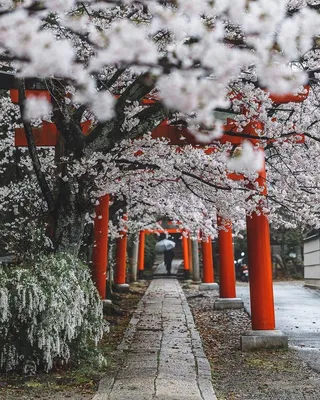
[93,279,216,400]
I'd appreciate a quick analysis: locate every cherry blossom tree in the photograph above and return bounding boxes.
[0,0,320,256]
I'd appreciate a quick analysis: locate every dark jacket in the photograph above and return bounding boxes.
[164,249,174,264]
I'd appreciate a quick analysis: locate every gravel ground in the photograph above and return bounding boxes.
[184,285,320,400]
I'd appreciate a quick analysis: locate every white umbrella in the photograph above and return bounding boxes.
[155,239,176,253]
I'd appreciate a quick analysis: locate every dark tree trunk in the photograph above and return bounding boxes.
[52,177,91,256]
[53,206,87,255]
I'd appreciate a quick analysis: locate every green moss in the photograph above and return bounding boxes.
[245,353,297,373]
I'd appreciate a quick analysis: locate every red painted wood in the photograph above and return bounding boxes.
[201,237,214,283]
[15,125,59,147]
[12,88,307,148]
[182,235,190,271]
[146,228,182,233]
[246,152,275,330]
[15,121,91,147]
[151,118,266,146]
[92,194,110,299]
[218,217,236,298]
[114,216,128,285]
[10,89,51,104]
[137,230,145,272]
[269,85,309,104]
[246,209,275,330]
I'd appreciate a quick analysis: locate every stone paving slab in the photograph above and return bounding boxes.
[153,260,182,276]
[92,279,217,400]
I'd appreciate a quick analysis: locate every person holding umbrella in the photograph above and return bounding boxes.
[155,239,176,276]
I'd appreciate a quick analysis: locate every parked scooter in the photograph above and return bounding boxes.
[240,264,249,282]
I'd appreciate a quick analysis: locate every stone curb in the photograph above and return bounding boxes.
[178,284,218,400]
[93,285,152,400]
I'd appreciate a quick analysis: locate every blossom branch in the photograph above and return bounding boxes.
[17,79,55,213]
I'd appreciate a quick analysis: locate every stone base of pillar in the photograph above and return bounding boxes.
[114,283,130,293]
[138,270,144,280]
[184,270,190,280]
[199,282,219,291]
[130,281,139,285]
[102,299,113,315]
[214,298,244,310]
[192,280,202,285]
[182,279,193,285]
[241,330,288,351]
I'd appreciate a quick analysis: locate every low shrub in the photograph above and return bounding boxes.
[0,253,107,373]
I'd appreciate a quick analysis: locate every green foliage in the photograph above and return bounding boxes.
[234,227,305,278]
[0,254,107,373]
[233,232,248,261]
[144,234,157,270]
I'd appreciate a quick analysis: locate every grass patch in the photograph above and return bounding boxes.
[245,351,297,373]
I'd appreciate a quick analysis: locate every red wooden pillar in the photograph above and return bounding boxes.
[246,151,275,330]
[201,237,214,283]
[182,234,190,279]
[92,194,110,299]
[137,230,145,280]
[114,215,128,287]
[218,217,236,298]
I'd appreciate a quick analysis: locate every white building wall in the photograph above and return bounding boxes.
[304,235,320,288]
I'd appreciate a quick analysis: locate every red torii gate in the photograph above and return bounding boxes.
[11,86,309,349]
[139,227,191,280]
[10,90,112,298]
[145,89,309,349]
[111,225,193,289]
